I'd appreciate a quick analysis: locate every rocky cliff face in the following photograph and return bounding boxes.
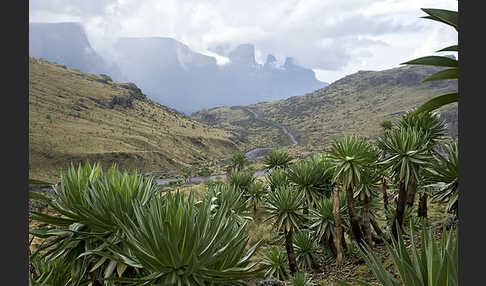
[29,22,124,81]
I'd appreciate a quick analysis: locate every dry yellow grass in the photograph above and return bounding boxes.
[29,57,243,182]
[193,65,458,153]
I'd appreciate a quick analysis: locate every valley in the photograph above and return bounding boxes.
[193,63,458,152]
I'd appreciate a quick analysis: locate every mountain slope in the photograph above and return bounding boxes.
[29,57,241,182]
[29,22,124,81]
[192,63,458,151]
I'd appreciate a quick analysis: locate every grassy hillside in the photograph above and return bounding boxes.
[29,57,242,182]
[192,106,292,152]
[193,64,458,151]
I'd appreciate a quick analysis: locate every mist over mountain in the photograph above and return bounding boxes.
[113,38,327,114]
[29,22,125,82]
[28,22,327,114]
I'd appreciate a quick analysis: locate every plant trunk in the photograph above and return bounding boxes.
[405,175,417,208]
[370,218,384,238]
[327,236,337,256]
[381,178,389,211]
[284,227,298,275]
[341,231,348,250]
[332,186,344,266]
[303,203,309,226]
[310,255,321,271]
[345,186,364,243]
[362,195,373,247]
[226,166,232,183]
[392,181,407,239]
[418,193,428,218]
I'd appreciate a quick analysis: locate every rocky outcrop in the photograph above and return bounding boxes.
[109,96,133,109]
[228,43,257,65]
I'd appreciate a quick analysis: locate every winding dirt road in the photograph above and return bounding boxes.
[243,108,298,160]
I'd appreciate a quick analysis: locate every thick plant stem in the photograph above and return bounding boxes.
[332,186,344,266]
[341,231,348,250]
[284,227,298,275]
[303,203,309,227]
[370,218,384,238]
[328,236,337,256]
[362,195,373,247]
[345,186,364,243]
[381,178,389,211]
[405,175,417,208]
[392,181,407,239]
[418,193,428,218]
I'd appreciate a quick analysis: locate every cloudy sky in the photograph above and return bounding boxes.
[29,0,458,84]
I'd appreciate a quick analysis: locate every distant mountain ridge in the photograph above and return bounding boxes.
[113,38,327,113]
[29,22,124,81]
[29,22,327,114]
[192,63,458,151]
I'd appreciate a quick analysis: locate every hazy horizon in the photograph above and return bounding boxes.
[29,0,457,84]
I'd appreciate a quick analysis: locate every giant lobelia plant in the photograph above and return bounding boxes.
[29,162,159,285]
[264,185,305,275]
[96,191,262,285]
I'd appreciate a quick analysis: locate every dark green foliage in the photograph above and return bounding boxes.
[377,127,430,187]
[99,191,262,285]
[293,230,320,270]
[29,162,261,285]
[202,183,252,225]
[309,192,349,243]
[380,120,393,131]
[229,171,255,193]
[384,205,422,234]
[264,185,305,232]
[29,162,159,284]
[396,110,447,149]
[287,159,329,208]
[326,135,377,189]
[260,246,289,280]
[335,224,458,286]
[30,255,81,286]
[231,152,250,171]
[265,167,290,192]
[290,272,314,286]
[423,140,458,213]
[263,149,292,170]
[247,181,267,214]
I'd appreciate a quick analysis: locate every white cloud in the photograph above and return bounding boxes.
[29,0,458,83]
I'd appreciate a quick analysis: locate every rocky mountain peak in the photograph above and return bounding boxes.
[228,44,256,64]
[283,57,297,69]
[264,54,278,68]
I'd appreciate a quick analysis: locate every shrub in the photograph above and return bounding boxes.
[335,224,458,286]
[260,246,289,280]
[29,162,159,284]
[101,191,262,285]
